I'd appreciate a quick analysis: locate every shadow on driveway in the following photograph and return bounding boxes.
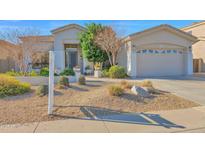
[51,106,184,129]
[80,106,185,129]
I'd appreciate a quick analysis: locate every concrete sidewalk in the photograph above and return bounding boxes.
[1,106,205,133]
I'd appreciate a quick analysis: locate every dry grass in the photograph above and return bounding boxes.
[108,85,124,96]
[136,80,153,88]
[0,81,200,125]
[120,80,133,89]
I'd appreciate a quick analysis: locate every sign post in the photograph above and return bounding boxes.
[48,50,54,115]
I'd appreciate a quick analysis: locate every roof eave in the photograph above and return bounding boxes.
[51,24,86,34]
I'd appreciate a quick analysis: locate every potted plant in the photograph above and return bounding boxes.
[85,65,92,75]
[73,65,81,81]
[73,65,81,72]
[94,63,102,78]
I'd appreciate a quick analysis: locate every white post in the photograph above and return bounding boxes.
[187,50,193,75]
[48,50,54,115]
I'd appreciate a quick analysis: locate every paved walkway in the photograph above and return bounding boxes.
[1,106,205,133]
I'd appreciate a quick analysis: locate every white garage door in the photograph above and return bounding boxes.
[137,50,185,77]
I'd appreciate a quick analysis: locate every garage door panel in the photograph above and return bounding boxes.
[137,53,185,77]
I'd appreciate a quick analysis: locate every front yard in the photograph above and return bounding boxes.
[0,80,200,125]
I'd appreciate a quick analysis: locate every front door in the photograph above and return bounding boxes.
[65,48,78,68]
[69,51,78,68]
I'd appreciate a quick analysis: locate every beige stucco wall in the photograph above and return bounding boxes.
[131,30,192,50]
[183,24,205,72]
[117,43,128,70]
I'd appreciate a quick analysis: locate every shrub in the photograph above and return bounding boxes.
[6,70,38,76]
[40,67,49,76]
[140,80,153,88]
[78,75,86,85]
[60,68,75,76]
[29,70,38,76]
[109,66,127,78]
[58,76,69,88]
[101,69,109,77]
[0,75,31,97]
[120,80,133,89]
[36,85,48,96]
[108,85,124,96]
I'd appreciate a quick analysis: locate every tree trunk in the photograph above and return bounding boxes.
[106,51,113,66]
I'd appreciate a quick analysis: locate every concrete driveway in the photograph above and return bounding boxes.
[147,76,205,105]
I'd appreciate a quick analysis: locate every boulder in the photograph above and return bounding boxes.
[131,85,151,98]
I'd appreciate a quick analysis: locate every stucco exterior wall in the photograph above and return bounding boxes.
[192,40,205,71]
[131,30,192,50]
[183,23,205,72]
[117,43,128,70]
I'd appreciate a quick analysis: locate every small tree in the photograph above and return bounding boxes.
[79,23,108,68]
[94,26,122,66]
[0,27,41,72]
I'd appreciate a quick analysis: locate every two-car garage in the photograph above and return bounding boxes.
[122,24,197,77]
[136,50,186,77]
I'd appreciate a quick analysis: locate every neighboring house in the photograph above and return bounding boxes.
[0,23,198,77]
[0,40,21,72]
[181,21,205,72]
[20,35,54,70]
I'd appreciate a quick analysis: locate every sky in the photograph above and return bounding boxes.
[0,20,201,37]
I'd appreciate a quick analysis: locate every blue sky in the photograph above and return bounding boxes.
[0,20,201,37]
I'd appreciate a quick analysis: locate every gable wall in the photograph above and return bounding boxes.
[131,29,192,50]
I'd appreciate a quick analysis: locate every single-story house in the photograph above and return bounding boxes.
[181,21,205,72]
[1,23,198,77]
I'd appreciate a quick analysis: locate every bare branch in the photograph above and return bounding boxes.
[94,26,122,66]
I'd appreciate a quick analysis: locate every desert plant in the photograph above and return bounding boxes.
[60,68,75,76]
[40,67,49,76]
[0,74,31,97]
[58,76,69,88]
[78,75,86,85]
[108,85,124,96]
[109,65,126,78]
[36,85,48,96]
[120,80,133,89]
[29,70,38,76]
[140,80,153,88]
[101,69,109,77]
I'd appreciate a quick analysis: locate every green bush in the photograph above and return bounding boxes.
[108,85,124,96]
[40,67,49,76]
[58,76,69,88]
[60,68,75,76]
[29,70,38,76]
[0,75,31,97]
[109,66,127,78]
[101,69,109,77]
[78,75,86,85]
[36,85,48,96]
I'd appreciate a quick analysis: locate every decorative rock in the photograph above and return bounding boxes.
[131,85,151,98]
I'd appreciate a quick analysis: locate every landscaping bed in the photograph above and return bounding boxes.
[0,81,200,125]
